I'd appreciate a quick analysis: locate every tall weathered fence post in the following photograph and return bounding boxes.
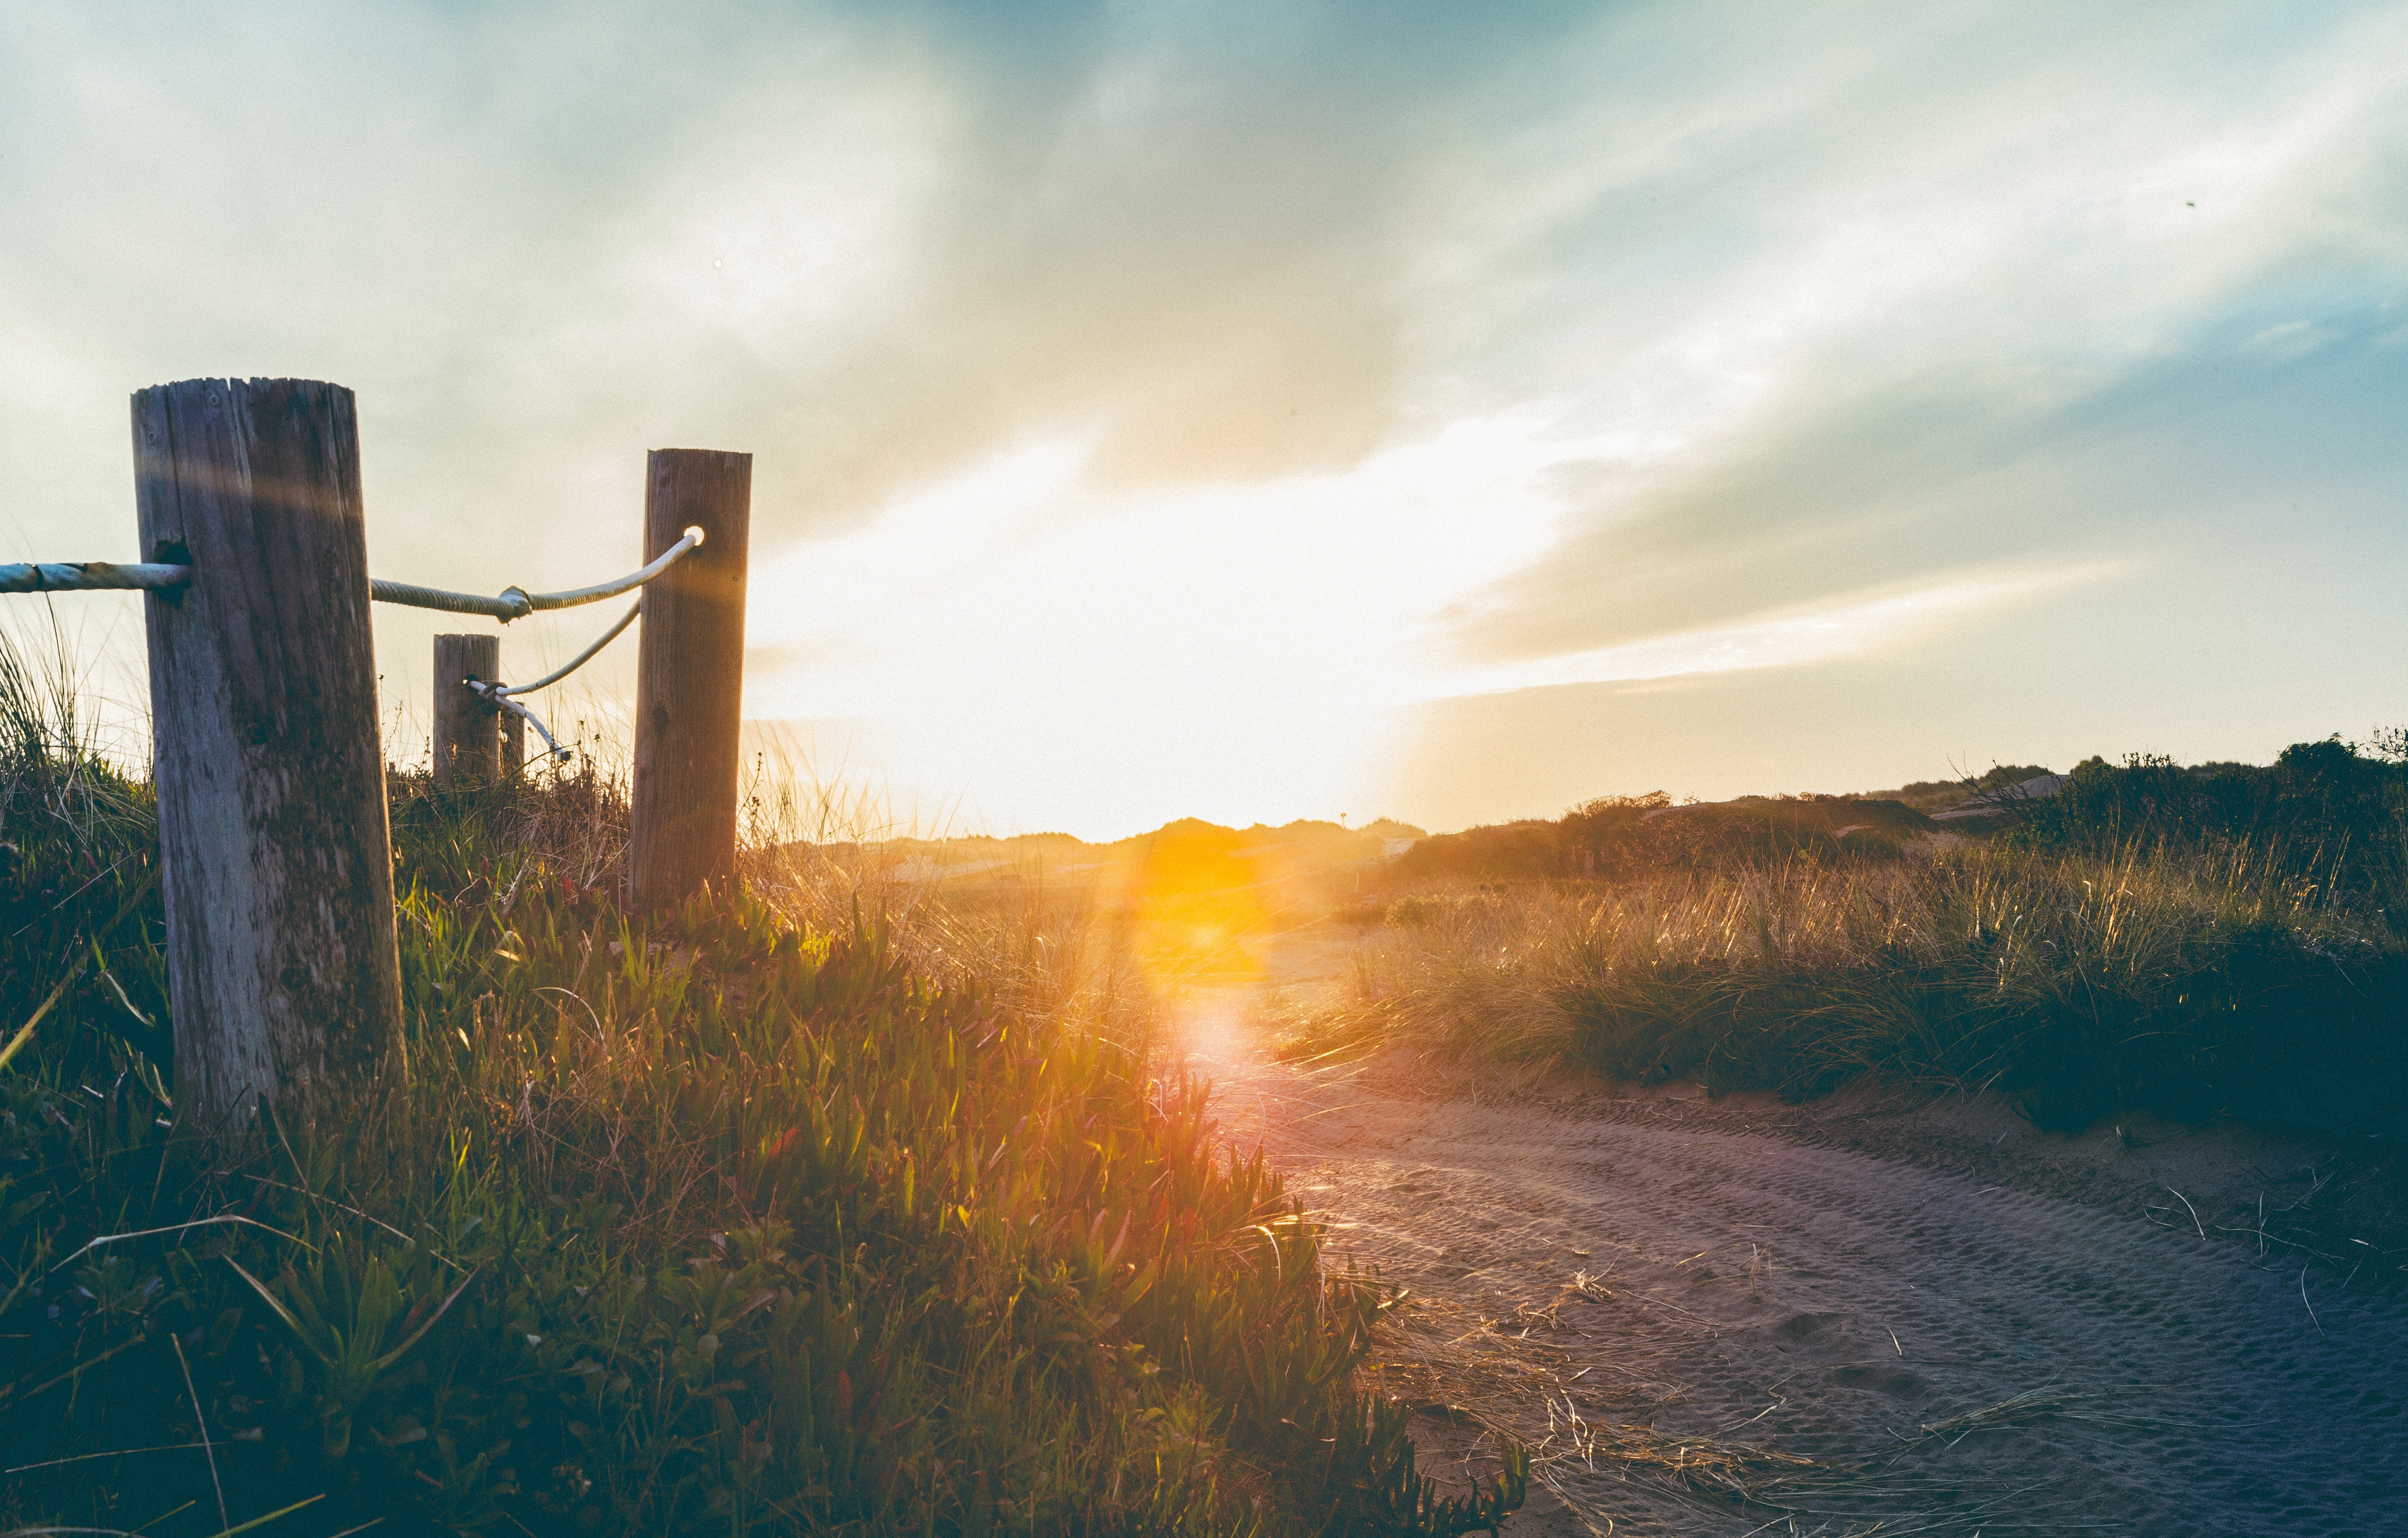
[627,448,751,913]
[133,377,403,1139]
[431,633,500,788]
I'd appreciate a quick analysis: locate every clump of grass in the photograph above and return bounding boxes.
[1290,843,2408,1136]
[0,630,1524,1536]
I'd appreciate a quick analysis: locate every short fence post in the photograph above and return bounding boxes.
[132,377,403,1139]
[627,448,751,913]
[431,632,500,788]
[502,704,526,774]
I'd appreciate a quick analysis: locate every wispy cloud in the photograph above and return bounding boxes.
[1424,565,2125,700]
[3,2,2403,832]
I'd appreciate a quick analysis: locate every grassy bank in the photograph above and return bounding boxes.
[0,660,1522,1533]
[1292,836,2408,1140]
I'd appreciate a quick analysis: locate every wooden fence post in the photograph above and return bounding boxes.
[627,448,751,913]
[132,377,403,1139]
[431,632,500,788]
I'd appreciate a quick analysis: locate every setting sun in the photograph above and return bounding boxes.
[3,7,2403,1535]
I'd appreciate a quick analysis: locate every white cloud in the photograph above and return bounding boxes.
[4,1,2405,831]
[1426,565,2122,699]
[2242,321,2339,360]
[1410,1,2404,478]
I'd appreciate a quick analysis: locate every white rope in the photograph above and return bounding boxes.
[0,561,192,593]
[0,526,706,624]
[9,528,699,766]
[468,681,572,763]
[490,600,640,698]
[369,526,705,622]
[460,593,649,763]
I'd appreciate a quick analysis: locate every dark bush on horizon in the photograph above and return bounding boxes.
[1393,792,1940,885]
[1998,738,2408,897]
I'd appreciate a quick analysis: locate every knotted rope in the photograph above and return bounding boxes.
[370,527,704,622]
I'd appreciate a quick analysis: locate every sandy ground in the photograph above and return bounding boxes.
[1176,942,2408,1537]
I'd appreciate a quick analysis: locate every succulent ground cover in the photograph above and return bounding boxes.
[0,637,1523,1538]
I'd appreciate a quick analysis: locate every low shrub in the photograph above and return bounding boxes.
[1293,847,2408,1138]
[1393,793,1938,885]
[1998,741,2408,900]
[1307,736,2408,1139]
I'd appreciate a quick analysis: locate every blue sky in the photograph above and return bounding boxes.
[3,1,2402,836]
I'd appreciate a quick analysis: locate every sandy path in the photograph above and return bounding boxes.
[1178,982,2408,1536]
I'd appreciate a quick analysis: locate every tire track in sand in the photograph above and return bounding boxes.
[1189,1013,2408,1536]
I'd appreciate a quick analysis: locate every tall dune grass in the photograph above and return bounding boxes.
[1291,845,2408,1135]
[0,631,1523,1537]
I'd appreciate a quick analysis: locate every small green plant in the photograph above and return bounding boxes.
[225,1237,478,1460]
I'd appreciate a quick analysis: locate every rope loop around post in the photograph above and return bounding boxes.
[466,680,572,763]
[453,592,650,769]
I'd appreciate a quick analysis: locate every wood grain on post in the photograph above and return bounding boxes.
[627,448,751,913]
[431,633,500,788]
[132,378,403,1139]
